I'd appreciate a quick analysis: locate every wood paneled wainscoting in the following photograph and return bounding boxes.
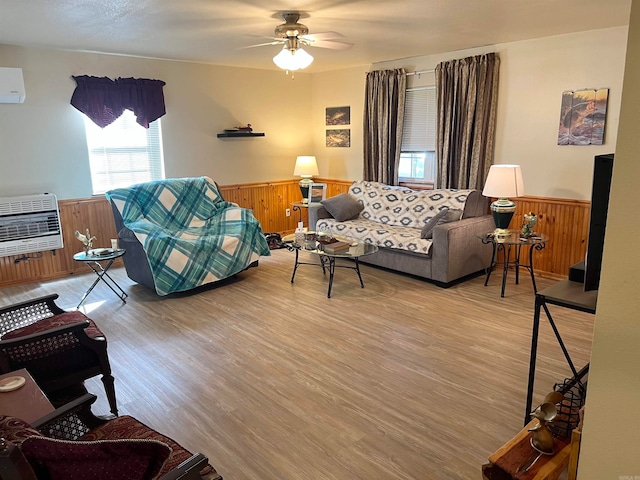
[509,196,590,279]
[0,183,586,288]
[218,178,351,234]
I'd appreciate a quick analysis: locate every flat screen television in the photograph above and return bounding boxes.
[584,153,614,291]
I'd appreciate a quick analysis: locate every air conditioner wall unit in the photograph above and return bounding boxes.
[0,67,26,103]
[0,194,63,257]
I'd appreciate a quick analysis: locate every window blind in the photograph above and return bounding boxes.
[84,110,165,195]
[401,87,436,151]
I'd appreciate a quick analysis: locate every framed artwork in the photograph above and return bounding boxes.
[557,88,609,145]
[326,129,350,148]
[308,183,327,203]
[326,106,350,125]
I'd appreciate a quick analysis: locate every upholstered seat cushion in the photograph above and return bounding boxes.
[21,436,171,480]
[79,415,220,479]
[0,311,104,341]
[0,415,44,446]
[318,217,434,256]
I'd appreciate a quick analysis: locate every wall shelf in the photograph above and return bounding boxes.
[217,132,265,138]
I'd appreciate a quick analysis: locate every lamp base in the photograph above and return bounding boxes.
[299,178,313,204]
[490,198,516,233]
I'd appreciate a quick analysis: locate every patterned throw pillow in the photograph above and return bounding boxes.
[21,436,171,480]
[420,208,463,239]
[321,193,364,222]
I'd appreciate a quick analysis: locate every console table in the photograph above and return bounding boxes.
[524,279,597,426]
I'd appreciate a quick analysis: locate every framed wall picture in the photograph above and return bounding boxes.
[326,129,351,147]
[308,183,327,204]
[326,106,350,125]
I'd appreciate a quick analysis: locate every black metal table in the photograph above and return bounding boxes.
[73,249,128,308]
[283,234,378,298]
[524,279,597,426]
[480,230,549,297]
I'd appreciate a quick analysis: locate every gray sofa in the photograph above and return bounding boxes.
[308,181,494,287]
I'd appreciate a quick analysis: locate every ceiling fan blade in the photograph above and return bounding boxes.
[301,31,345,41]
[240,40,283,49]
[304,39,353,50]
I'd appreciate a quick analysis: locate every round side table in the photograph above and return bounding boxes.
[73,249,128,308]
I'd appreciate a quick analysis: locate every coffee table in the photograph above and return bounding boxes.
[282,233,378,298]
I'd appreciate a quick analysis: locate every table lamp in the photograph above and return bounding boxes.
[294,155,319,203]
[482,164,525,238]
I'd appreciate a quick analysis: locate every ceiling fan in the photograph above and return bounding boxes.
[245,12,352,72]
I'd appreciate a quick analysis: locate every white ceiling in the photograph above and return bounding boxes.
[0,0,632,73]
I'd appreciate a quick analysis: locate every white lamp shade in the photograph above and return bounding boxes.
[294,156,319,178]
[482,164,525,198]
[273,47,314,71]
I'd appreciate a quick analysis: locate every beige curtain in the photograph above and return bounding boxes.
[363,69,407,184]
[435,53,500,189]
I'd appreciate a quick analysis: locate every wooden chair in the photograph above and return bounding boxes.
[0,294,117,416]
[0,393,222,479]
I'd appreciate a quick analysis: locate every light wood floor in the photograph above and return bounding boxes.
[0,250,594,479]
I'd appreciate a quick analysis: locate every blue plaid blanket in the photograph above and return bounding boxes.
[106,177,270,295]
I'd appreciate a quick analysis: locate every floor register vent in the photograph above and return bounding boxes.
[0,193,63,258]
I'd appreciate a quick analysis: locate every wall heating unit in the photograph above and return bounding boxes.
[0,193,63,258]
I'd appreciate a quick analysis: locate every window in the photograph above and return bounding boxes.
[83,110,165,195]
[399,87,437,187]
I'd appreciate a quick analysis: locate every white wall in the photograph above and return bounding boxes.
[314,26,628,200]
[0,44,314,199]
[0,26,629,202]
[311,66,368,181]
[578,0,640,476]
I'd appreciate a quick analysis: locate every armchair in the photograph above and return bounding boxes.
[0,393,222,479]
[0,294,117,416]
[106,176,270,295]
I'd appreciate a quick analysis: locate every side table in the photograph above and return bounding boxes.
[480,230,549,297]
[73,249,128,309]
[291,201,322,225]
[524,279,596,426]
[0,368,54,424]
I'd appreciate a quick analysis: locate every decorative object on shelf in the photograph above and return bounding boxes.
[521,211,538,238]
[75,228,97,254]
[294,155,319,203]
[307,183,327,203]
[219,123,261,137]
[482,164,525,237]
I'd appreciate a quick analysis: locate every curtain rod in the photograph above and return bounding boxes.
[406,69,435,76]
[365,68,435,76]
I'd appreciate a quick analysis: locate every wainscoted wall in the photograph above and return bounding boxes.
[510,196,590,279]
[218,179,351,234]
[0,181,587,288]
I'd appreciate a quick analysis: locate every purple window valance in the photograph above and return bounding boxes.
[70,75,166,128]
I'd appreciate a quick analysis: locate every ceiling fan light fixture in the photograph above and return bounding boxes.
[273,46,314,71]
